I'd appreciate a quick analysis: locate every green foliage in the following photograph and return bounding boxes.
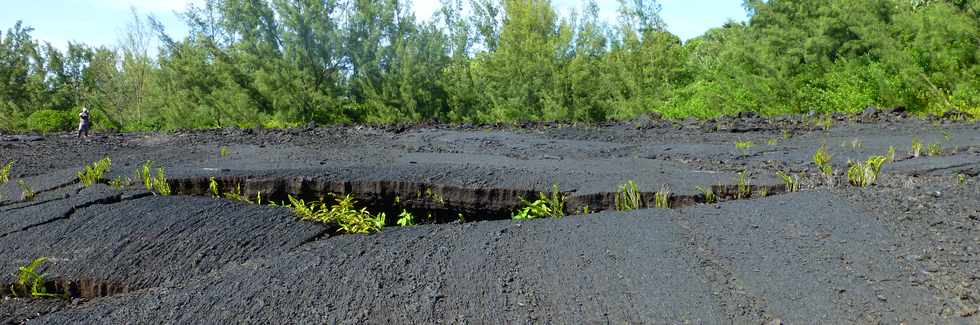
[0,160,12,184]
[735,140,755,151]
[109,176,132,190]
[209,177,220,198]
[910,138,923,158]
[136,161,170,196]
[513,184,566,220]
[615,180,642,211]
[887,146,896,162]
[813,145,834,176]
[735,171,751,199]
[926,142,943,156]
[958,173,966,186]
[397,210,416,227]
[219,147,229,158]
[697,185,716,204]
[653,184,670,209]
[847,155,888,187]
[10,257,60,299]
[2,0,980,129]
[776,171,800,193]
[26,110,72,133]
[289,194,386,235]
[77,157,111,187]
[223,183,255,204]
[17,180,34,201]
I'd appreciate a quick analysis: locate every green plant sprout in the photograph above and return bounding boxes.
[957,173,966,186]
[813,145,833,176]
[735,171,752,199]
[887,145,896,162]
[17,180,35,201]
[926,142,943,156]
[10,257,61,299]
[0,160,13,184]
[767,138,778,146]
[757,186,769,197]
[847,155,888,187]
[615,180,642,211]
[654,184,671,209]
[910,138,923,158]
[137,161,171,196]
[397,210,416,227]
[697,185,716,204]
[288,194,386,234]
[109,176,133,190]
[78,157,111,187]
[776,171,800,192]
[219,147,229,158]
[425,188,446,205]
[735,140,755,152]
[209,177,220,198]
[513,184,566,220]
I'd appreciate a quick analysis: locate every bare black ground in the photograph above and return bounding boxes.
[1,113,978,323]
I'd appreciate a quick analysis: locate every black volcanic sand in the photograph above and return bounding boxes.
[1,114,978,323]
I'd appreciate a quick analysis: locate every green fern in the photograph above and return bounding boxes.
[78,157,111,187]
[615,180,642,211]
[654,185,671,209]
[11,257,60,299]
[0,160,13,184]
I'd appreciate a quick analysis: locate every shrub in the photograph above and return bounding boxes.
[26,110,71,133]
[78,157,111,187]
[615,180,642,211]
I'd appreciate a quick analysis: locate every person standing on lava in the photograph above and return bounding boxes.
[78,106,91,138]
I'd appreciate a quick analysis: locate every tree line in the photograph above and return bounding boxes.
[1,0,978,132]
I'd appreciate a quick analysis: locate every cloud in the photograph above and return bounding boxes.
[93,0,203,13]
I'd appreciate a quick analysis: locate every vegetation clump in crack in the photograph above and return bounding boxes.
[137,161,171,196]
[513,184,566,220]
[654,185,671,209]
[847,155,888,187]
[9,257,61,299]
[697,185,716,204]
[777,171,801,192]
[615,180,642,211]
[287,194,386,234]
[910,138,923,158]
[17,180,35,201]
[78,157,111,187]
[735,140,754,152]
[0,160,12,185]
[813,145,833,177]
[735,171,751,199]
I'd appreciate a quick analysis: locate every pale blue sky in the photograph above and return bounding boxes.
[0,0,747,49]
